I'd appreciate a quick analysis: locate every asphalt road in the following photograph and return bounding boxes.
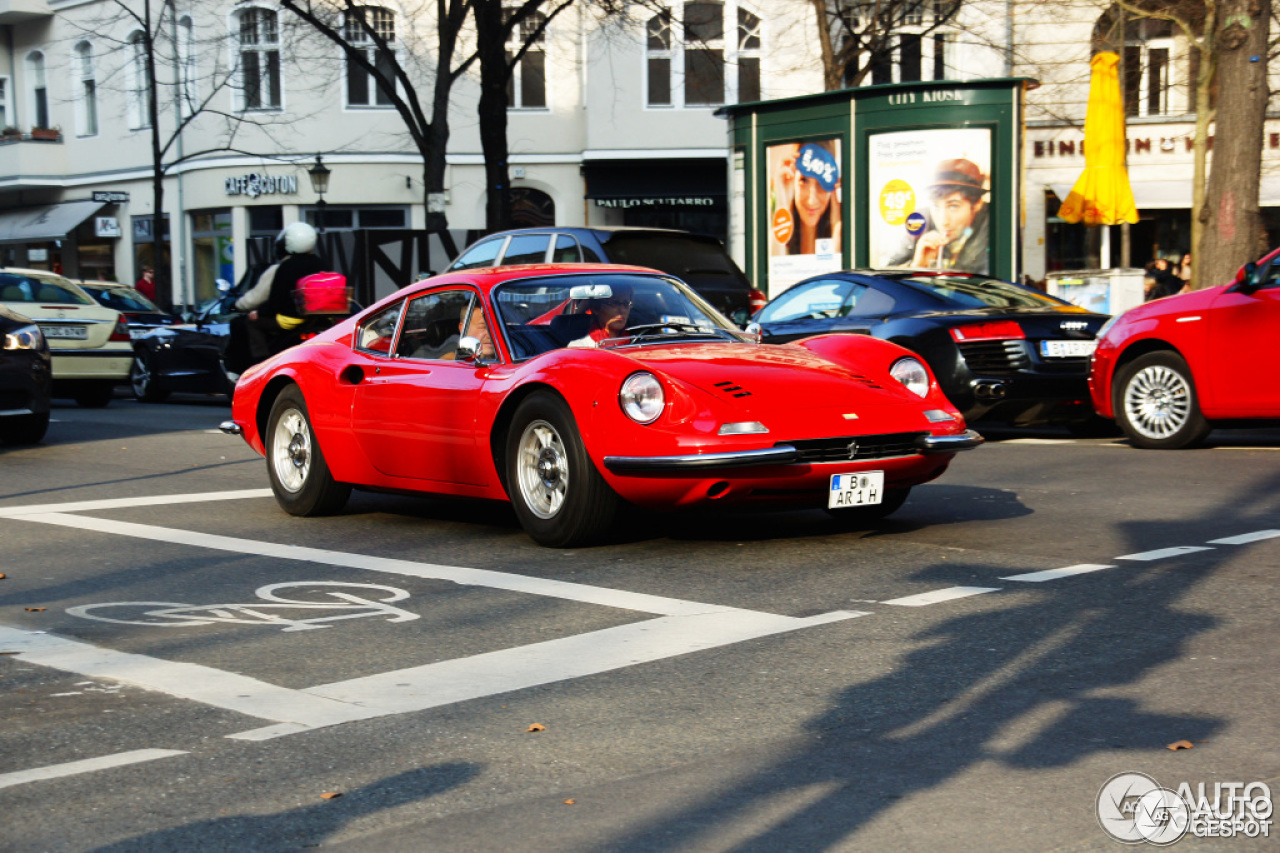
[1,393,1278,852]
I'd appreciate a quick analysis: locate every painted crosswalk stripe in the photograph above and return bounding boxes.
[1116,546,1213,562]
[882,586,999,607]
[0,749,187,791]
[1001,564,1114,583]
[1207,530,1280,546]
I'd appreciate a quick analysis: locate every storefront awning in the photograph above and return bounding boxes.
[1052,178,1280,211]
[584,158,726,209]
[0,200,105,244]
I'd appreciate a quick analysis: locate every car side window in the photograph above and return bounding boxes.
[551,234,580,263]
[759,279,855,322]
[502,234,550,266]
[579,243,602,262]
[395,289,475,360]
[844,284,897,317]
[451,238,504,271]
[1262,260,1280,289]
[356,302,404,354]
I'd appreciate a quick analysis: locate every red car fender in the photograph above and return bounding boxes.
[790,333,964,417]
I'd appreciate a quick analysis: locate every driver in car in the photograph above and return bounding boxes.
[568,284,633,348]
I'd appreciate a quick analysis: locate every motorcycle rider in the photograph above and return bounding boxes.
[228,222,326,374]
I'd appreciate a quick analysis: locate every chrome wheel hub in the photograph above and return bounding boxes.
[272,408,311,493]
[516,419,567,519]
[1124,365,1192,440]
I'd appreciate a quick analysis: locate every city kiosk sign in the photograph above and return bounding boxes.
[718,78,1031,297]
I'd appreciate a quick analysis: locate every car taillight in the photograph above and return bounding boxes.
[949,321,1025,342]
[109,317,130,342]
[748,287,768,313]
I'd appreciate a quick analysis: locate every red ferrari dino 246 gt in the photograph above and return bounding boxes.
[222,264,982,546]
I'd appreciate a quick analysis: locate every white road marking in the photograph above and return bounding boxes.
[0,489,273,518]
[1001,564,1114,583]
[882,587,1000,607]
[1208,530,1280,545]
[1116,546,1214,561]
[0,749,187,791]
[16,512,730,617]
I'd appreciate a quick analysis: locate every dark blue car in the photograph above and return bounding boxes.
[0,303,52,444]
[753,270,1110,429]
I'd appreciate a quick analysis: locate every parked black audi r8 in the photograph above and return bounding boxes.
[0,303,53,445]
[753,270,1110,429]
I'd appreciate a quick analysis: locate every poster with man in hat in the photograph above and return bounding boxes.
[870,128,992,275]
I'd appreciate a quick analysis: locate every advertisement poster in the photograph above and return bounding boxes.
[869,128,992,275]
[766,138,843,295]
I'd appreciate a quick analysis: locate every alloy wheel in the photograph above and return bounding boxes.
[515,419,568,519]
[271,408,311,493]
[1123,364,1193,440]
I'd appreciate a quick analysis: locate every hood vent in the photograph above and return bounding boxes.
[845,372,884,390]
[713,380,752,398]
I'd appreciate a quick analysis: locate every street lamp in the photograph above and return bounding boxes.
[308,154,331,234]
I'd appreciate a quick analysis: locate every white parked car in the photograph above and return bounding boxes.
[0,268,132,407]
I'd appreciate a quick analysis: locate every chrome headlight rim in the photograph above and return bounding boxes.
[890,356,931,397]
[3,324,44,351]
[619,371,665,424]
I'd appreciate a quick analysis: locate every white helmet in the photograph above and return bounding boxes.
[281,221,317,255]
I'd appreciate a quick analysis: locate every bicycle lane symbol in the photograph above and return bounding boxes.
[65,582,419,632]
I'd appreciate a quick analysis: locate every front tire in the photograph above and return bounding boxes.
[505,392,620,547]
[266,385,350,516]
[0,412,50,445]
[130,352,169,403]
[824,486,911,526]
[1113,351,1210,449]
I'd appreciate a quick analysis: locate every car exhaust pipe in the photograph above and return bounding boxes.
[706,481,732,500]
[972,380,1007,401]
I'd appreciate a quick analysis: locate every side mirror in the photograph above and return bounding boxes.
[744,321,763,344]
[216,278,232,293]
[456,336,486,363]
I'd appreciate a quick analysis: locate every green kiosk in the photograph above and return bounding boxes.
[717,78,1034,299]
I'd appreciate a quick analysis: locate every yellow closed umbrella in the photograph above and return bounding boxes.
[1058,52,1138,226]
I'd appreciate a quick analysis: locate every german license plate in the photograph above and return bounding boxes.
[40,325,88,340]
[129,328,148,340]
[828,471,884,509]
[1040,339,1095,358]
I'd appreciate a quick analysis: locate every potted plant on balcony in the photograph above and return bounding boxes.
[30,126,60,140]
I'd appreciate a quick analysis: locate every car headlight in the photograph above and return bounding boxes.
[619,372,664,424]
[3,324,44,351]
[890,357,930,397]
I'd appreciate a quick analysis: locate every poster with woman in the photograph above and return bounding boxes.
[869,128,992,275]
[766,138,843,294]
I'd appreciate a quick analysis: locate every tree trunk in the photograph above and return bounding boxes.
[474,0,512,233]
[1198,0,1270,287]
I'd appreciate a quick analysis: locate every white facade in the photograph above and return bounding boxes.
[1,0,1276,303]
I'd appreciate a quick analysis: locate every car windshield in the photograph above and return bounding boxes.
[83,285,161,313]
[492,272,744,360]
[0,272,94,306]
[899,274,1066,309]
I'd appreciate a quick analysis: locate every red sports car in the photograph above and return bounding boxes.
[222,264,982,546]
[1089,247,1280,449]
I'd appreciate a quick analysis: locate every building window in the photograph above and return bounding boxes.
[235,7,281,110]
[1124,19,1176,117]
[75,42,98,137]
[345,6,397,107]
[645,1,762,108]
[27,52,49,130]
[178,16,198,115]
[855,30,951,86]
[129,32,152,128]
[1,77,9,129]
[506,3,547,109]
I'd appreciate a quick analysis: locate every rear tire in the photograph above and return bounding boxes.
[266,385,350,516]
[73,381,114,408]
[1113,351,1210,449]
[505,392,619,547]
[0,412,49,445]
[130,352,170,403]
[824,486,911,526]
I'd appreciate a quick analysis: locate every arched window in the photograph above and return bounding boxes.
[234,7,281,110]
[128,32,152,128]
[344,6,397,107]
[645,1,762,109]
[26,51,49,129]
[505,2,547,109]
[509,188,555,228]
[75,42,98,136]
[177,15,198,115]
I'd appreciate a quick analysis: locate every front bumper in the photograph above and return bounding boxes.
[603,429,983,473]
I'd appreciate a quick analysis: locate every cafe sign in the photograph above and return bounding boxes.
[225,174,299,198]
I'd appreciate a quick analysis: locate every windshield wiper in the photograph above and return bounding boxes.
[624,322,733,343]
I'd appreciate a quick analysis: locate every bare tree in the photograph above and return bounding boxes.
[807,0,965,90]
